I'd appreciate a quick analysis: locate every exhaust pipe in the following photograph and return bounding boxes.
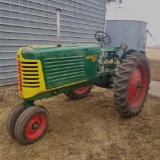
[56,9,62,47]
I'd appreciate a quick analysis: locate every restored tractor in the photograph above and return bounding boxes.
[6,10,150,145]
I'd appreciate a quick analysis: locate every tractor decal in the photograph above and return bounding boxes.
[86,55,97,62]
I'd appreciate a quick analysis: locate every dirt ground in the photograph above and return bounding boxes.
[0,47,159,160]
[149,59,160,81]
[146,47,160,60]
[146,48,160,81]
[0,86,160,160]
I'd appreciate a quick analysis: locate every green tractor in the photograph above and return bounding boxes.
[6,9,150,145]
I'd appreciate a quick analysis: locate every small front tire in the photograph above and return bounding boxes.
[14,106,49,145]
[6,103,26,139]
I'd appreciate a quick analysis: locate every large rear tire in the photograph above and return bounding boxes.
[114,53,150,118]
[65,84,93,100]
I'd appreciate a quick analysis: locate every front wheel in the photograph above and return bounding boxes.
[14,106,49,145]
[6,103,26,139]
[65,84,93,100]
[114,53,150,118]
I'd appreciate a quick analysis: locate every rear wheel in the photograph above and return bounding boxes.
[65,84,93,100]
[114,53,150,118]
[6,103,26,139]
[14,106,49,145]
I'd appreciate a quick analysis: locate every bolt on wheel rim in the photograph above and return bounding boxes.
[25,114,47,140]
[128,64,148,109]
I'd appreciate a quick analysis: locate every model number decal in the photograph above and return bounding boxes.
[86,55,97,62]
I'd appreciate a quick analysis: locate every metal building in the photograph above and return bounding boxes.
[0,0,106,86]
[105,20,147,52]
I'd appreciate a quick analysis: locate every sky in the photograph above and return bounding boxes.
[106,0,160,46]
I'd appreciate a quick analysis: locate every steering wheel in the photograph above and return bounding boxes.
[95,31,111,44]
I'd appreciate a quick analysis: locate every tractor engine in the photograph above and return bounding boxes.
[17,45,101,100]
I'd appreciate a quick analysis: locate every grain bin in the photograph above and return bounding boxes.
[105,20,147,52]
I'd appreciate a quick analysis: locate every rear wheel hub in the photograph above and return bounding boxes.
[32,122,38,129]
[128,64,148,109]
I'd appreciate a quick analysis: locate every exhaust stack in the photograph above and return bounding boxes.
[56,9,62,47]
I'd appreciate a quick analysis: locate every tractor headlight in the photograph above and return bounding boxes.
[120,42,128,50]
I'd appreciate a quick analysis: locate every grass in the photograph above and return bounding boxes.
[0,86,160,160]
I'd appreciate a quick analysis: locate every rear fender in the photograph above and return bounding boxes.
[120,49,137,60]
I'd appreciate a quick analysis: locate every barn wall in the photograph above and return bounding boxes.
[0,0,106,86]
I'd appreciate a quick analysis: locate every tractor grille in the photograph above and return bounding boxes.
[44,56,85,86]
[20,61,40,88]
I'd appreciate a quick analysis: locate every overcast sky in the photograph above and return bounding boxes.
[107,0,160,46]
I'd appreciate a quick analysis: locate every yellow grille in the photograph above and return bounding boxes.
[17,59,46,99]
[21,61,40,88]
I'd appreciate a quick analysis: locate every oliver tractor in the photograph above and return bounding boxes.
[6,9,150,145]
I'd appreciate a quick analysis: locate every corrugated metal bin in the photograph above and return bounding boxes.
[105,20,147,52]
[0,0,106,86]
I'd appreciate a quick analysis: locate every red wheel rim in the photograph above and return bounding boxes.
[25,114,47,140]
[74,85,91,94]
[128,63,148,109]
